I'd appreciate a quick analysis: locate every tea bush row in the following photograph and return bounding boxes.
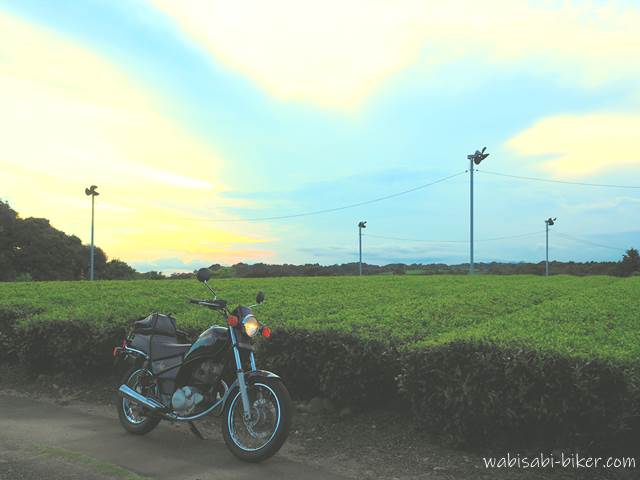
[1,307,637,452]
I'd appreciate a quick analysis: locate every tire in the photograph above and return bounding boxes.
[117,366,162,435]
[221,377,292,462]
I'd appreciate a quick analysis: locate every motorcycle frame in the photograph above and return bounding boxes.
[117,301,275,422]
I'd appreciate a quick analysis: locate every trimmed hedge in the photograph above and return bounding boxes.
[402,341,639,452]
[1,308,126,374]
[1,310,638,452]
[257,328,400,407]
[18,320,125,374]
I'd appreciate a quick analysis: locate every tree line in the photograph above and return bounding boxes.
[1,200,638,281]
[200,254,639,278]
[0,200,138,281]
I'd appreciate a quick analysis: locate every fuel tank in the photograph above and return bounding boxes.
[176,325,230,390]
[183,325,230,364]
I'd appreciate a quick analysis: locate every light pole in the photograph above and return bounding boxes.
[466,147,489,274]
[545,217,556,277]
[85,185,99,280]
[358,221,367,276]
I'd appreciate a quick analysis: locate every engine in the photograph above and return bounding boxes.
[171,361,225,415]
[171,386,204,415]
[192,359,224,384]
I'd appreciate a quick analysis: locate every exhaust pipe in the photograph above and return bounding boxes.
[118,384,167,413]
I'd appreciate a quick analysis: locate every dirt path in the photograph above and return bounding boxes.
[0,394,344,480]
[0,372,634,480]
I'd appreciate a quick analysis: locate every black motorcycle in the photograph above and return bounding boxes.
[113,268,291,462]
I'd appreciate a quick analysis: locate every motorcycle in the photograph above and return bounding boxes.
[113,268,291,462]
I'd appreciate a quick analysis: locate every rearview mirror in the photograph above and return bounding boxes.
[196,268,212,283]
[256,291,265,304]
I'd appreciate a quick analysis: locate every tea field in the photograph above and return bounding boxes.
[1,275,638,363]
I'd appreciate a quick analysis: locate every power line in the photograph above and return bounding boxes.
[477,169,640,189]
[192,171,466,222]
[363,230,545,244]
[554,231,626,251]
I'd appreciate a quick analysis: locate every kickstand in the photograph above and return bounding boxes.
[188,421,205,440]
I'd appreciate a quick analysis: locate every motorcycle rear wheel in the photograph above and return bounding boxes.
[221,377,292,462]
[117,366,161,435]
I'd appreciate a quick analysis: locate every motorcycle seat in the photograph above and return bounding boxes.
[151,337,192,359]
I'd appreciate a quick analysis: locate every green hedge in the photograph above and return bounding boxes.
[18,320,126,374]
[257,328,400,407]
[2,309,637,452]
[402,341,639,452]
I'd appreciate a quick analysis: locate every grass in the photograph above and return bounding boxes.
[37,445,150,479]
[1,275,638,363]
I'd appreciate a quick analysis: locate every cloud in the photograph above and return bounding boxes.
[149,0,640,109]
[560,196,640,212]
[506,113,640,177]
[0,12,271,264]
[129,248,276,273]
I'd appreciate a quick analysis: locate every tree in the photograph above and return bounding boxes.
[100,259,137,280]
[0,201,19,281]
[620,248,640,277]
[0,200,136,281]
[139,271,166,280]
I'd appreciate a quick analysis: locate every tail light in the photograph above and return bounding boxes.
[113,337,126,357]
[227,315,239,327]
[261,326,272,339]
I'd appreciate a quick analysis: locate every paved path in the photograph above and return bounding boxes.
[0,394,344,480]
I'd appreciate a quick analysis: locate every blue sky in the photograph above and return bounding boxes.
[1,0,639,271]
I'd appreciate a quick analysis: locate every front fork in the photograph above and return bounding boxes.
[229,327,256,420]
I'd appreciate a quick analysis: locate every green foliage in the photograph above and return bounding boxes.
[402,342,638,452]
[0,201,137,281]
[0,274,638,450]
[0,275,637,363]
[258,328,400,406]
[621,248,640,277]
[137,271,167,280]
[101,259,137,280]
[0,200,138,281]
[17,320,125,374]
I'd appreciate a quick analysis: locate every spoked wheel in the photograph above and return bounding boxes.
[117,367,161,435]
[222,378,292,462]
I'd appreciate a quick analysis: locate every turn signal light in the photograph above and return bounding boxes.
[227,315,239,327]
[261,326,272,339]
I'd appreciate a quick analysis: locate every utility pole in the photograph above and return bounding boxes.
[85,185,99,280]
[545,217,556,277]
[466,147,489,274]
[358,221,367,276]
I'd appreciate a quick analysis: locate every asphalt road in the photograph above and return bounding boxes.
[0,394,345,480]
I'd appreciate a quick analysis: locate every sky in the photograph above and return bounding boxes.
[1,0,639,272]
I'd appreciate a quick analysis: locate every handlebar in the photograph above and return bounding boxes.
[189,299,228,310]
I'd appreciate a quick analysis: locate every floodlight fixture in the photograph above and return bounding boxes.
[85,185,99,196]
[467,147,489,166]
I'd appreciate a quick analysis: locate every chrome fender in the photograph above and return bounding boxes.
[217,369,281,415]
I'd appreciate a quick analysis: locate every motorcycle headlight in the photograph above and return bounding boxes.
[242,315,260,337]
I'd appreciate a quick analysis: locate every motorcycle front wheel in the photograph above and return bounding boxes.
[221,377,292,462]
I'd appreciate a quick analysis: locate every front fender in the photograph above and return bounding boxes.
[216,369,280,415]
